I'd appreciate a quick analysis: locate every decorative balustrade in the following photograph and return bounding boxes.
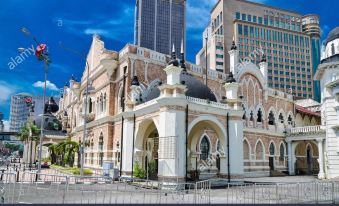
[186,96,229,110]
[192,65,203,74]
[290,125,323,134]
[207,69,218,79]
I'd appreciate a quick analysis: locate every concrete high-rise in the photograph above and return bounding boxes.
[134,0,186,56]
[9,93,32,132]
[196,0,321,100]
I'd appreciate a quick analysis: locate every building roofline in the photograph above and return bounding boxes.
[211,0,303,16]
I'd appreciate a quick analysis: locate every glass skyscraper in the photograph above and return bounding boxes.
[134,0,186,56]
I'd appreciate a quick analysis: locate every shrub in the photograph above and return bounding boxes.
[148,160,157,180]
[134,161,146,179]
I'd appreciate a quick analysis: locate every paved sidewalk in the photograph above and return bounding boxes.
[245,175,318,183]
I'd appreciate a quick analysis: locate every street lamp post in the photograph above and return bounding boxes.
[20,27,49,175]
[59,42,90,176]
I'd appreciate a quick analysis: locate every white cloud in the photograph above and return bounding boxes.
[186,0,217,29]
[33,80,59,91]
[0,82,16,104]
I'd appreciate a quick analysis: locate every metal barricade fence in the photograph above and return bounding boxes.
[195,180,211,204]
[16,172,69,204]
[0,172,16,204]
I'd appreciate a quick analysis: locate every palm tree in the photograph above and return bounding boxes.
[17,122,40,166]
[64,140,80,168]
[55,141,67,166]
[48,144,57,164]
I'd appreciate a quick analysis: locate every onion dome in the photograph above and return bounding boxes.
[326,27,339,44]
[142,72,217,103]
[44,97,59,114]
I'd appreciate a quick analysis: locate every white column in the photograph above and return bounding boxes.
[158,106,186,180]
[227,118,244,177]
[317,139,325,179]
[121,117,134,177]
[287,141,294,175]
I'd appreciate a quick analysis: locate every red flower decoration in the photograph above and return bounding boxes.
[35,44,47,59]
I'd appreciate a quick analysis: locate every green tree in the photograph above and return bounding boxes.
[17,122,40,164]
[48,144,57,164]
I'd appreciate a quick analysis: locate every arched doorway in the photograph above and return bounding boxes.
[295,141,319,175]
[135,119,159,179]
[188,116,226,180]
[269,143,275,171]
[306,145,313,175]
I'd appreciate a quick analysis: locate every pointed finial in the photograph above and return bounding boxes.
[180,39,186,71]
[226,72,236,83]
[260,53,267,63]
[168,44,179,66]
[231,37,237,50]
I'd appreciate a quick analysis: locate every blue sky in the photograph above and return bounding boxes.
[0,0,338,124]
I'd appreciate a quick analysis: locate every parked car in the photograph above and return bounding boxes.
[41,161,50,168]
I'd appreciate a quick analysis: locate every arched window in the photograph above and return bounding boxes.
[279,113,284,124]
[287,115,293,125]
[99,133,104,151]
[255,141,264,160]
[100,94,103,113]
[103,93,107,113]
[268,111,275,125]
[200,136,210,161]
[89,98,93,113]
[332,43,335,56]
[243,140,250,160]
[250,111,254,121]
[269,143,275,156]
[257,109,262,122]
[96,97,99,113]
[242,105,246,120]
[279,143,285,161]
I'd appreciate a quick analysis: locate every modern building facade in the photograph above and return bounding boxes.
[134,0,186,56]
[9,93,32,132]
[196,0,321,100]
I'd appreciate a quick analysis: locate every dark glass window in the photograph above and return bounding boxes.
[200,136,210,161]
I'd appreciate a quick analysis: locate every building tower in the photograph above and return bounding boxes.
[9,93,32,132]
[134,0,186,56]
[302,14,321,102]
[196,0,319,100]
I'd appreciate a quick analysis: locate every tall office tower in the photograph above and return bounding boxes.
[196,0,320,99]
[9,93,32,132]
[134,0,186,56]
[302,15,321,101]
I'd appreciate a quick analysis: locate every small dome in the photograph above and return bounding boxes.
[44,97,59,113]
[326,27,339,44]
[142,71,217,102]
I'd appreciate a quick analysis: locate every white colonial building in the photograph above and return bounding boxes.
[314,27,339,179]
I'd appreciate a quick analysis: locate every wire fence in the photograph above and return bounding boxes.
[0,171,339,204]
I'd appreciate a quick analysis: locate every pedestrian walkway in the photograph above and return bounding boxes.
[244,175,318,183]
